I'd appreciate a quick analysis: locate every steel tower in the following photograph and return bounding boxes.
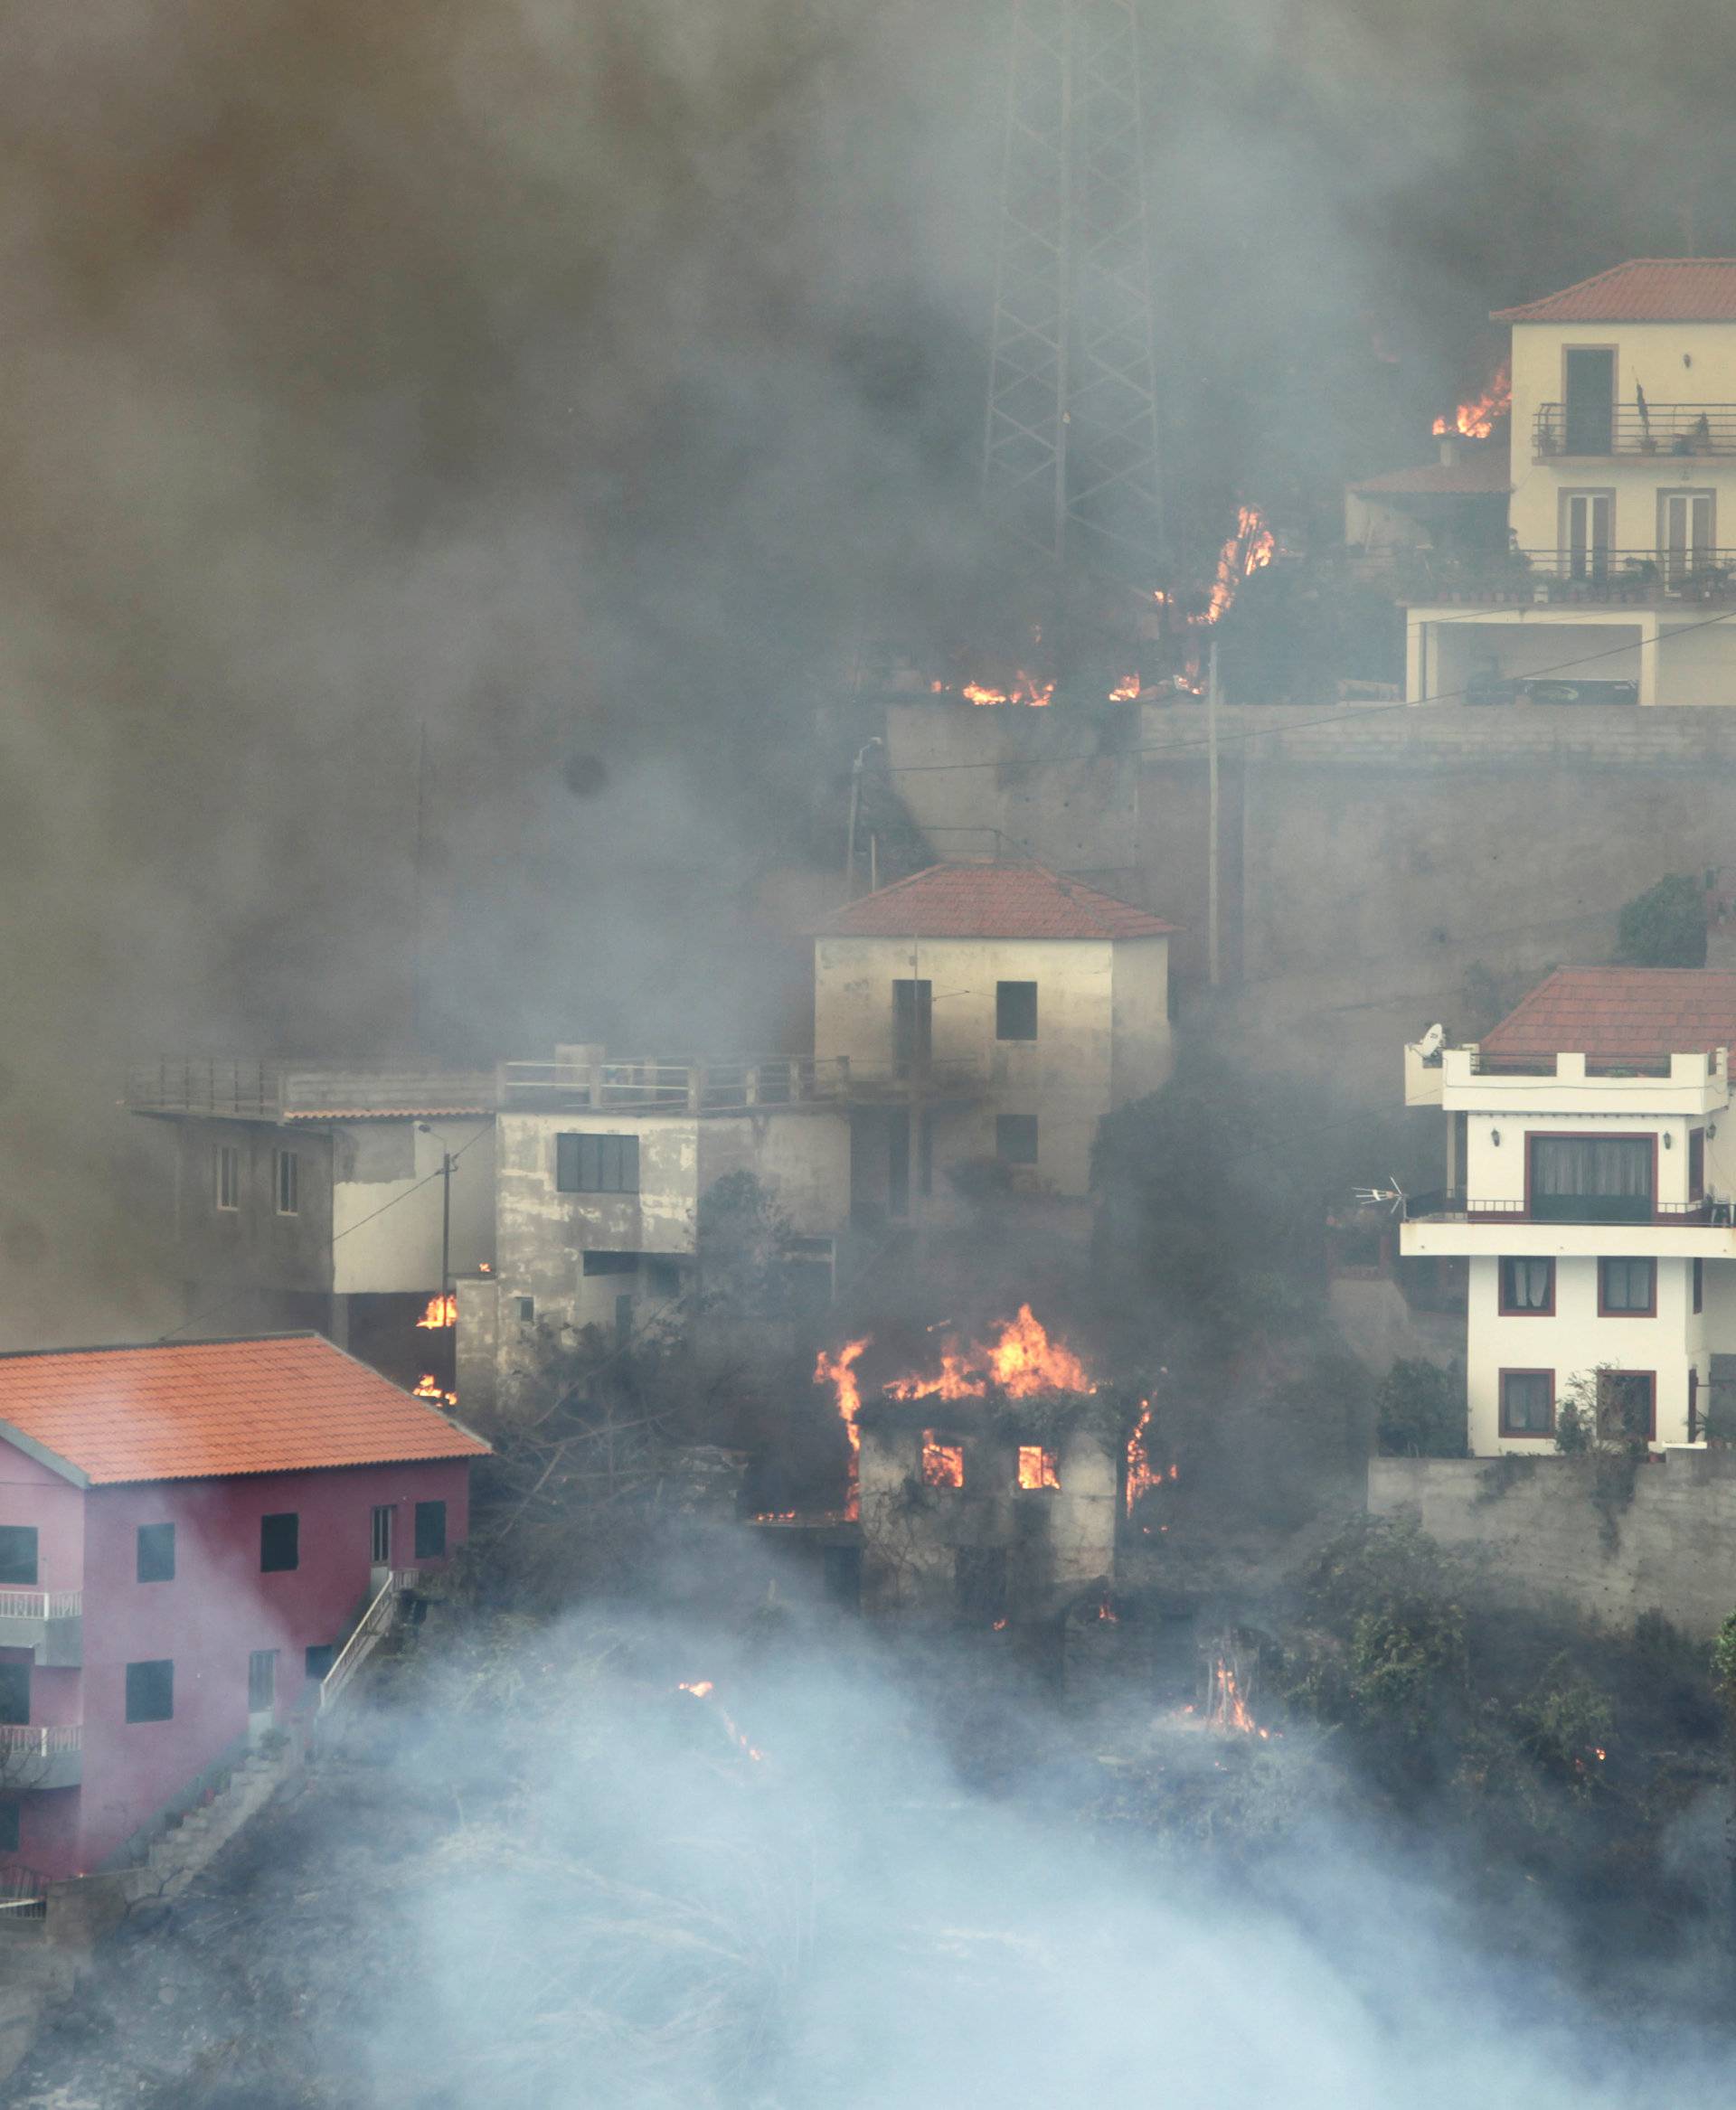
[981,0,1165,589]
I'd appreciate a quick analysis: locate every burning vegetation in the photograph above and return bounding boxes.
[1432,360,1511,438]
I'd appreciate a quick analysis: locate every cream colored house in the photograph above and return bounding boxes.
[1401,968,1736,1455]
[1405,259,1736,706]
[811,863,1174,1230]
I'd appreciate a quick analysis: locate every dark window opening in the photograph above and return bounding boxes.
[370,1505,392,1565]
[136,1523,175,1584]
[516,1295,535,1324]
[892,979,933,1077]
[1498,1257,1554,1314]
[259,1512,299,1574]
[995,981,1038,1041]
[0,1805,21,1856]
[126,1659,174,1724]
[414,1500,448,1560]
[996,1115,1039,1167]
[1562,346,1616,456]
[1690,1128,1706,1201]
[556,1133,640,1195]
[0,1529,38,1589]
[582,1250,639,1276]
[304,1644,338,1683]
[275,1148,299,1216]
[1528,1135,1652,1223]
[248,1649,277,1714]
[1694,1258,1704,1314]
[1599,1257,1656,1314]
[216,1144,240,1211]
[644,1257,683,1300]
[0,1666,29,1728]
[1499,1370,1553,1437]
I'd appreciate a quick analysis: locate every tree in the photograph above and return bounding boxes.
[1617,874,1706,967]
[695,1170,801,1318]
[1374,1359,1467,1457]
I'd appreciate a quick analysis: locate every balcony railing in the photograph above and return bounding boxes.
[1405,1195,1729,1226]
[1402,547,1736,609]
[1533,401,1736,458]
[0,1724,83,1789]
[0,1591,79,1623]
[125,1060,495,1121]
[498,1054,985,1114]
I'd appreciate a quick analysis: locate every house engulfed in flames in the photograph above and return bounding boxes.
[824,1307,1121,1625]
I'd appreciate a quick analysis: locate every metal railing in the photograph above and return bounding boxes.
[1405,546,1736,606]
[319,1568,419,1713]
[0,1726,80,1760]
[124,1060,495,1120]
[1533,400,1736,458]
[498,1056,854,1113]
[1406,1195,1729,1225]
[0,1867,48,1925]
[0,1591,79,1622]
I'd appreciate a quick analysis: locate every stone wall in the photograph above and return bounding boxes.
[1368,1451,1736,1638]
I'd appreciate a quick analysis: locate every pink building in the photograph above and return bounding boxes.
[0,1333,488,1880]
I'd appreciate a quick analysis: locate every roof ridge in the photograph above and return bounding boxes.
[0,1332,322,1364]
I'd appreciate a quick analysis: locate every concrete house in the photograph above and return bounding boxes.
[457,1050,853,1420]
[126,1060,496,1389]
[0,1333,486,1881]
[1401,968,1736,1454]
[1403,259,1736,706]
[811,863,1175,1232]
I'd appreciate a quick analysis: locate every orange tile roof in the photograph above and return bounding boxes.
[1493,260,1736,324]
[0,1334,489,1487]
[1479,967,1736,1062]
[811,864,1175,941]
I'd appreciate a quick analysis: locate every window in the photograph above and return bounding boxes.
[1017,1445,1060,1490]
[414,1500,448,1559]
[920,1433,964,1489]
[581,1250,639,1276]
[1560,489,1613,581]
[0,1666,28,1728]
[1689,1127,1706,1201]
[125,1660,173,1724]
[136,1523,175,1584]
[0,1529,37,1589]
[1499,1370,1553,1438]
[259,1512,299,1574]
[215,1144,241,1212]
[995,981,1038,1041]
[0,1806,21,1856]
[370,1505,392,1565]
[516,1295,535,1325]
[247,1649,277,1714]
[1498,1258,1554,1314]
[996,1115,1039,1167]
[1661,491,1715,588]
[1528,1135,1652,1223]
[1694,1258,1704,1315]
[275,1149,299,1216]
[1599,1257,1656,1315]
[555,1133,639,1195]
[1598,1371,1656,1445]
[892,979,933,1076]
[1561,347,1615,455]
[305,1644,338,1682]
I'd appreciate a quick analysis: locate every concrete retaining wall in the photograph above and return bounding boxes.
[1368,1451,1736,1638]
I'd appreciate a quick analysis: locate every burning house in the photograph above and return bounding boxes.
[124,1060,496,1394]
[807,1307,1120,1625]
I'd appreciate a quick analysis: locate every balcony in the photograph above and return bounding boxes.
[1401,547,1736,610]
[0,1725,82,1790]
[1401,1198,1736,1261]
[0,1590,80,1668]
[125,1060,495,1123]
[1533,401,1736,459]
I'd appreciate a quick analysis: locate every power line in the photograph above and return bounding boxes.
[883,603,1736,775]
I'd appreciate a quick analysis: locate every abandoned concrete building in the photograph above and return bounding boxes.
[125,1060,495,1390]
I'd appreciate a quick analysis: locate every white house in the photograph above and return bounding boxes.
[1404,259,1736,706]
[1401,967,1736,1454]
[810,862,1175,1230]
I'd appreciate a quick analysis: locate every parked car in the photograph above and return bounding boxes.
[1517,677,1639,706]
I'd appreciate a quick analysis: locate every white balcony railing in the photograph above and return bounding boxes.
[0,1591,80,1623]
[0,1725,81,1758]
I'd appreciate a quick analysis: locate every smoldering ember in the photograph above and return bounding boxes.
[17,5,1736,2107]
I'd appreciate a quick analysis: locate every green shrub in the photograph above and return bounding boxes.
[1617,874,1706,967]
[1374,1359,1467,1457]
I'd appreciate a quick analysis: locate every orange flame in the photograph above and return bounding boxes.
[1016,1444,1060,1490]
[1109,674,1141,702]
[965,671,1054,707]
[815,1337,870,1520]
[1204,1656,1265,1736]
[415,1293,457,1329]
[411,1373,457,1407]
[676,1681,764,1761]
[920,1433,965,1488]
[885,1305,1092,1403]
[1204,505,1276,625]
[1432,360,1511,440]
[1097,1593,1118,1624]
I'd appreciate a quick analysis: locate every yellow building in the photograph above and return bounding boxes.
[1406,259,1736,707]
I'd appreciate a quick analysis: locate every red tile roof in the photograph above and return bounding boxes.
[1493,260,1736,324]
[0,1334,489,1487]
[812,864,1175,941]
[1349,455,1510,496]
[1478,967,1736,1063]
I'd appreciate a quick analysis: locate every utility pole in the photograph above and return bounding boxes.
[439,1151,453,1316]
[844,737,883,897]
[1207,640,1221,988]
